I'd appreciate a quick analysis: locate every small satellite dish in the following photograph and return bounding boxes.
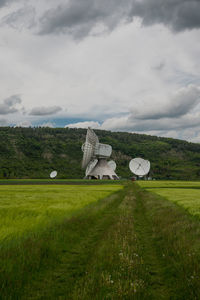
[108,160,117,171]
[50,170,57,178]
[129,158,150,177]
[85,159,98,176]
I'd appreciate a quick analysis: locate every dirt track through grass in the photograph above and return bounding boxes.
[21,184,199,299]
[2,183,200,299]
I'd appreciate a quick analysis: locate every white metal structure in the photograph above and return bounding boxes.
[108,160,117,171]
[82,128,119,180]
[129,158,150,177]
[85,159,98,176]
[82,128,99,169]
[50,170,57,178]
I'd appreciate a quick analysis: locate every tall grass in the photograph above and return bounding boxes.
[147,188,200,217]
[22,183,200,299]
[138,180,200,217]
[0,185,122,242]
[138,180,200,189]
[0,184,123,299]
[138,185,200,299]
[2,182,200,299]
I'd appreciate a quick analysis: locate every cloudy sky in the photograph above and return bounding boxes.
[0,0,200,142]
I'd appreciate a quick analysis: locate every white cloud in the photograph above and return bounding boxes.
[15,120,32,127]
[0,1,199,142]
[39,122,54,127]
[65,121,100,129]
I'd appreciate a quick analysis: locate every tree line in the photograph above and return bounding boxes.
[0,127,199,180]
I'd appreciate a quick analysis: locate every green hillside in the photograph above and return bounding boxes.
[0,127,200,180]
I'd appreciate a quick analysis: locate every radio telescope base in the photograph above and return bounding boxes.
[85,158,119,180]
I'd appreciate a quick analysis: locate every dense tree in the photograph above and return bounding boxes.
[0,127,199,179]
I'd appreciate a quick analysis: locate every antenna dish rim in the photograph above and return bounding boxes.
[50,170,57,178]
[129,157,150,176]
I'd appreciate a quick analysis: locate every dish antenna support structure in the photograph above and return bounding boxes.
[82,128,119,180]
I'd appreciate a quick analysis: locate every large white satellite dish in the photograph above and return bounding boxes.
[82,128,99,169]
[81,128,119,180]
[50,170,57,178]
[129,158,150,177]
[108,160,117,171]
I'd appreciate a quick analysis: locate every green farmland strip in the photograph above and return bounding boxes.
[0,179,125,185]
[0,184,124,299]
[22,183,200,299]
[0,185,122,242]
[138,180,200,189]
[2,183,200,299]
[147,188,200,217]
[138,180,200,217]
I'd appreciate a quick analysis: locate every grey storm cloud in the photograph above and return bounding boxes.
[131,0,200,32]
[102,111,200,133]
[0,0,7,7]
[29,106,62,116]
[129,112,200,132]
[39,0,132,37]
[131,85,200,120]
[1,6,36,30]
[0,0,14,8]
[38,0,200,37]
[0,95,22,115]
[101,85,200,132]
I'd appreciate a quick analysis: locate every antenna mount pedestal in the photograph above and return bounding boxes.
[85,158,119,180]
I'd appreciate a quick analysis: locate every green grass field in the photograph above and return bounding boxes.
[0,184,123,299]
[2,181,200,299]
[147,188,200,217]
[0,185,123,242]
[138,180,200,189]
[138,180,200,217]
[0,179,125,185]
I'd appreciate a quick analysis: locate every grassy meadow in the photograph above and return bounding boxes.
[138,180,200,189]
[1,181,200,299]
[0,185,123,242]
[0,184,123,299]
[138,180,200,216]
[146,188,200,217]
[0,179,125,185]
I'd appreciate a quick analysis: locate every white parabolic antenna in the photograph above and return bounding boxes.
[129,158,150,177]
[50,170,57,178]
[82,128,119,180]
[82,128,99,169]
[108,160,117,171]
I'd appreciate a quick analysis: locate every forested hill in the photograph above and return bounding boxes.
[0,127,200,180]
